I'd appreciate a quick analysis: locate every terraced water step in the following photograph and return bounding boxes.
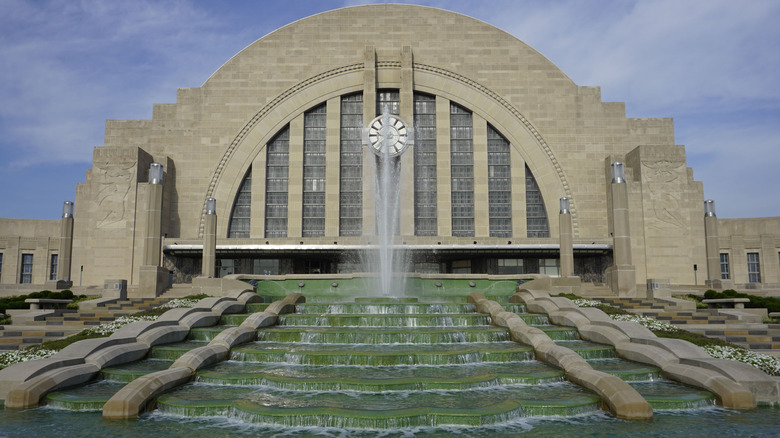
[155,383,602,427]
[254,326,512,344]
[276,313,493,327]
[535,325,580,341]
[230,341,535,366]
[588,358,662,382]
[284,302,476,315]
[190,324,512,344]
[196,361,566,390]
[629,381,716,410]
[554,340,617,359]
[46,381,126,411]
[150,340,208,360]
[101,359,173,382]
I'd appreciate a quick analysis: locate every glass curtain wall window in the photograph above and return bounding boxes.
[49,254,58,281]
[487,125,512,237]
[302,104,327,237]
[413,93,437,236]
[525,165,549,237]
[20,253,33,284]
[747,252,761,283]
[720,253,730,280]
[450,103,475,237]
[339,94,363,236]
[228,169,252,238]
[377,90,400,116]
[265,128,290,238]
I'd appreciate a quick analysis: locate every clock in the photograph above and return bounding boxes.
[365,114,412,157]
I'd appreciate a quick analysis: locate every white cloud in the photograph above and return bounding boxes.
[0,0,246,167]
[1,0,778,218]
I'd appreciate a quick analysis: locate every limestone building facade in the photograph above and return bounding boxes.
[1,5,778,295]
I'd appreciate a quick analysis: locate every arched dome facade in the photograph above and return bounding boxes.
[59,5,718,290]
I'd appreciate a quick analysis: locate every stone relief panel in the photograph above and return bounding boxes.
[93,160,137,229]
[642,160,687,233]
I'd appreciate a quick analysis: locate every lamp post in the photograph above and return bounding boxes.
[559,197,573,277]
[704,199,721,286]
[57,201,74,286]
[202,197,217,278]
[606,161,636,296]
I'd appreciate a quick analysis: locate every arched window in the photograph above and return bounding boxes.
[450,102,474,237]
[487,125,511,237]
[303,104,327,237]
[339,93,363,236]
[413,93,437,236]
[227,168,251,238]
[525,165,549,237]
[265,127,290,238]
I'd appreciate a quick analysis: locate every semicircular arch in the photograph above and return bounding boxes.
[203,64,575,238]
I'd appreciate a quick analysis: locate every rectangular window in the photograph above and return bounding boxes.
[487,125,512,237]
[20,253,33,284]
[340,93,363,236]
[451,259,471,274]
[719,253,730,280]
[265,128,290,238]
[0,253,3,282]
[252,259,280,276]
[413,93,437,236]
[539,258,560,276]
[302,104,327,237]
[497,259,524,275]
[747,252,761,283]
[450,103,474,237]
[49,254,58,281]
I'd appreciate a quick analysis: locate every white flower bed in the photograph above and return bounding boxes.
[155,297,202,310]
[571,298,605,308]
[82,315,159,336]
[610,314,681,332]
[0,348,57,370]
[703,345,780,376]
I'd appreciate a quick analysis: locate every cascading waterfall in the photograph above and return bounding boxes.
[27,291,739,435]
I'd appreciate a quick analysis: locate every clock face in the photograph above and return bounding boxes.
[366,114,411,157]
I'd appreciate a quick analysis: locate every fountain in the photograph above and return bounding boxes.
[1,278,779,436]
[2,113,779,437]
[364,106,413,296]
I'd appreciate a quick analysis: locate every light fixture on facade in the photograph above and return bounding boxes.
[559,197,570,214]
[704,199,716,217]
[62,201,74,218]
[205,197,217,215]
[149,163,164,185]
[611,162,625,184]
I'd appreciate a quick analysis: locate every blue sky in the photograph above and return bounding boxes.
[1,0,779,220]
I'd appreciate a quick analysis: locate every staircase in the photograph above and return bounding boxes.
[0,297,173,351]
[592,297,780,355]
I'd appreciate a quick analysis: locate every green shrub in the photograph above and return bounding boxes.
[0,289,79,314]
[0,296,29,314]
[703,289,780,313]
